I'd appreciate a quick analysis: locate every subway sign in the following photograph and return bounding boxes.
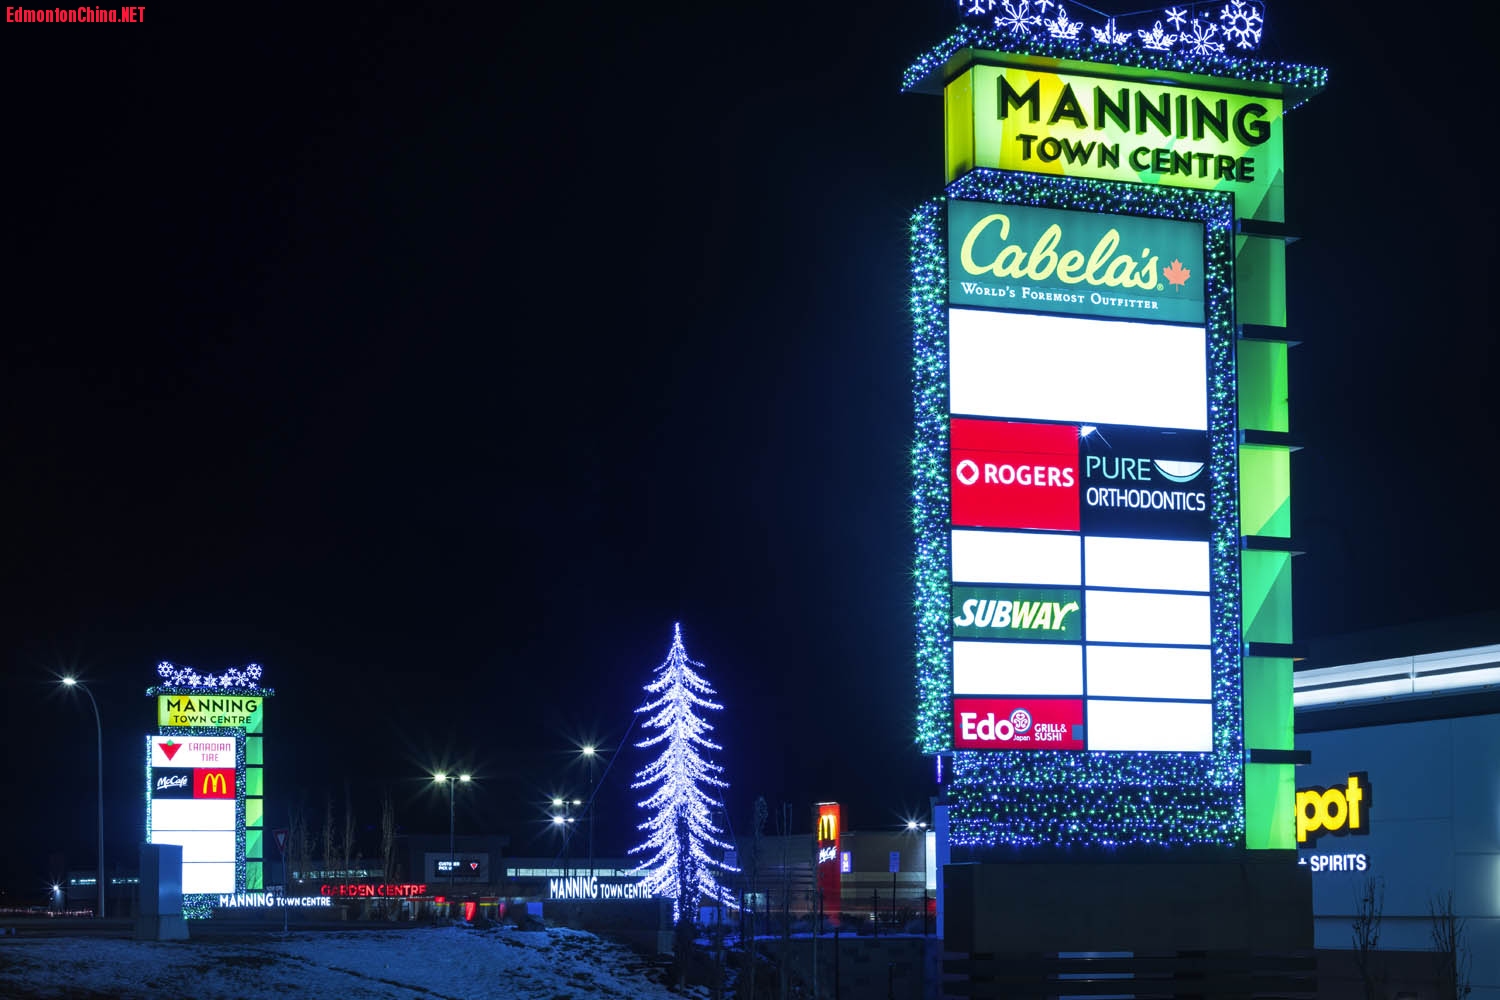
[158,695,262,729]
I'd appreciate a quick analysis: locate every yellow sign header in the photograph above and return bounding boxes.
[158,695,263,730]
[945,65,1285,221]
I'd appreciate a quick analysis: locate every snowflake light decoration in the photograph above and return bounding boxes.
[1218,0,1263,49]
[1044,6,1083,39]
[995,0,1042,35]
[1090,16,1130,45]
[1137,20,1177,50]
[1184,18,1225,55]
[954,0,1268,53]
[155,660,266,691]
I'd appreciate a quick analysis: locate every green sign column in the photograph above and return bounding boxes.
[245,707,265,889]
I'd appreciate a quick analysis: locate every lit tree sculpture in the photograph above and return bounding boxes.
[630,623,738,922]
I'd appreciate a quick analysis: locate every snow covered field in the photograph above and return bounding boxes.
[0,925,702,999]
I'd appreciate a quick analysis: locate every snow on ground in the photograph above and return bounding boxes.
[0,925,706,999]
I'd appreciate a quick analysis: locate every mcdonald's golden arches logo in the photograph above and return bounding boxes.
[815,803,840,845]
[195,768,235,799]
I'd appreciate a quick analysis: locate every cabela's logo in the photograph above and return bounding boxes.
[958,212,1191,292]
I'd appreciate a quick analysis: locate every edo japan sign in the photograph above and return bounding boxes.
[948,201,1204,324]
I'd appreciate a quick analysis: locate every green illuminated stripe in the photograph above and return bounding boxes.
[1237,339,1288,434]
[1240,445,1291,537]
[1245,763,1295,850]
[1242,549,1293,645]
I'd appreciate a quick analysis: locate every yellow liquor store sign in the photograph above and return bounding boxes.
[158,694,263,731]
[945,65,1285,221]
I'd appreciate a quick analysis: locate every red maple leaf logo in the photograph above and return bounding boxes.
[1163,258,1191,288]
[158,739,181,761]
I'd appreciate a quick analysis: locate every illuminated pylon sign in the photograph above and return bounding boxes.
[813,802,841,911]
[146,662,275,915]
[906,27,1324,850]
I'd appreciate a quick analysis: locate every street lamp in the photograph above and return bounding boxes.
[551,797,580,875]
[61,677,104,920]
[433,772,471,895]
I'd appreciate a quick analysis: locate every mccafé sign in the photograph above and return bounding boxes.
[320,883,428,898]
[1296,773,1369,845]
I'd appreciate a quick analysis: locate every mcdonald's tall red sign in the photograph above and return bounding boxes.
[813,802,841,913]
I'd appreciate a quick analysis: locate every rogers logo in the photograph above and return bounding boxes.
[950,419,1079,531]
[954,460,1075,489]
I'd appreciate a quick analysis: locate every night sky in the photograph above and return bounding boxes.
[2,1,1494,895]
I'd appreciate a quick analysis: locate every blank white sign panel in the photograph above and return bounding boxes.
[949,308,1207,431]
[148,830,235,864]
[1086,699,1212,752]
[1086,645,1212,700]
[953,641,1083,696]
[181,862,236,895]
[151,799,235,832]
[951,529,1081,586]
[1083,536,1209,593]
[1085,589,1211,646]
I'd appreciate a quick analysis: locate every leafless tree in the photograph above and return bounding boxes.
[1351,875,1384,1000]
[745,795,766,1000]
[288,804,311,889]
[380,790,398,880]
[341,782,356,875]
[1429,890,1472,1000]
[322,793,338,878]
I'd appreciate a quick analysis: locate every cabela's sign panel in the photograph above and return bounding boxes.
[948,201,1204,324]
[158,695,262,729]
[945,66,1285,221]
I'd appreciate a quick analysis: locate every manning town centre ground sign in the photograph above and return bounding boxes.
[145,662,273,917]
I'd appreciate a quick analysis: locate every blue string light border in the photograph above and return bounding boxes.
[910,168,1244,848]
[145,729,248,918]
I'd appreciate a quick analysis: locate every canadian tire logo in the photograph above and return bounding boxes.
[158,740,181,761]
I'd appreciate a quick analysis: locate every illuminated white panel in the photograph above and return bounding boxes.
[181,862,236,895]
[1085,590,1210,646]
[150,799,235,832]
[1086,645,1211,700]
[1087,699,1212,752]
[1084,537,1209,592]
[949,308,1206,431]
[951,529,1080,586]
[149,830,235,863]
[953,641,1082,695]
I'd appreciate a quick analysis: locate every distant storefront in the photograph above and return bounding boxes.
[1294,622,1500,1000]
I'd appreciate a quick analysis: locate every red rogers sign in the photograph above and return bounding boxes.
[950,419,1079,531]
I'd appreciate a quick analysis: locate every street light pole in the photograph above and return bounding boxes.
[434,773,471,899]
[62,678,104,920]
[582,746,596,876]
